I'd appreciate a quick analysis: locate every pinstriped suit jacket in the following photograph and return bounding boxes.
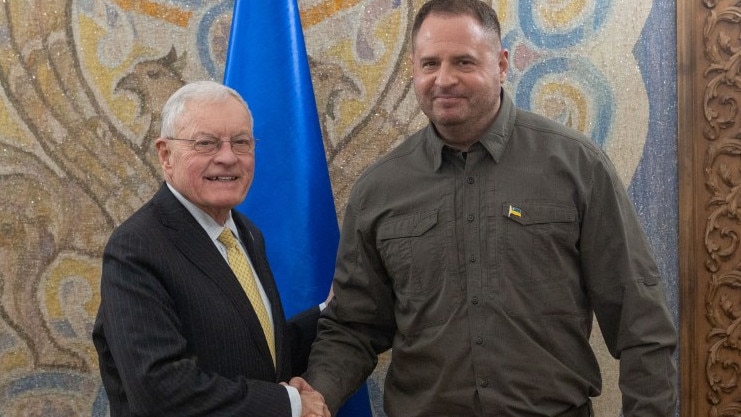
[93,183,320,417]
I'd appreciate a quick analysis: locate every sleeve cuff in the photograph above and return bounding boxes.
[286,385,301,417]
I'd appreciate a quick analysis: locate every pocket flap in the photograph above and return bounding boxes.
[501,202,576,226]
[377,210,438,239]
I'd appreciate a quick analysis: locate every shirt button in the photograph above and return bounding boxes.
[480,379,489,388]
[471,296,479,305]
[469,255,476,263]
[467,176,475,184]
[467,214,475,222]
[475,337,484,345]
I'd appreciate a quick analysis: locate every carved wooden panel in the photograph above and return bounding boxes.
[679,1,741,415]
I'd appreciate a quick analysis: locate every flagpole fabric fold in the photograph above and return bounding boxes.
[224,0,336,318]
[223,1,373,416]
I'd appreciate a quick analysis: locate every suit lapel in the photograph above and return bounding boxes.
[152,185,276,368]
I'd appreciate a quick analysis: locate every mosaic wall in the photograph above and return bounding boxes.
[0,0,678,416]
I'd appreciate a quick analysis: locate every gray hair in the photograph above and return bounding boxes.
[160,80,252,138]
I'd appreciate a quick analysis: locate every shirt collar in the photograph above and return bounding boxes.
[166,182,239,242]
[425,88,515,170]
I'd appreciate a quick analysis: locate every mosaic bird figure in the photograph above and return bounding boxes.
[0,0,185,374]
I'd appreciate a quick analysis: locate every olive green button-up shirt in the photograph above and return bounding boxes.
[306,91,677,417]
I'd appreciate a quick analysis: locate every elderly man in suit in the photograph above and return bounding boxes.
[93,80,329,417]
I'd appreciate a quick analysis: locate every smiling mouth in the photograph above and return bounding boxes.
[433,95,465,105]
[207,176,238,181]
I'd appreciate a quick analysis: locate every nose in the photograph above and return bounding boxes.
[213,141,241,162]
[435,62,458,87]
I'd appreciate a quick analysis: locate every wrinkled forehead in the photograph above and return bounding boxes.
[176,97,253,133]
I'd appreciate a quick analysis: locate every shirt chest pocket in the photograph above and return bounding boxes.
[377,210,445,296]
[499,201,580,286]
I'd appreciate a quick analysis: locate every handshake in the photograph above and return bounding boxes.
[282,377,331,417]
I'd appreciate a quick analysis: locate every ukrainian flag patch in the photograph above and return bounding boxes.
[508,205,522,218]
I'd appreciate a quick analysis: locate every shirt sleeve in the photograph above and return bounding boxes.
[304,197,396,414]
[580,151,678,416]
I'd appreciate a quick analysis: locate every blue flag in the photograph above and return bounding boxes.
[223,1,374,416]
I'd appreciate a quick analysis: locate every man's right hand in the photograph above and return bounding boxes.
[288,377,331,417]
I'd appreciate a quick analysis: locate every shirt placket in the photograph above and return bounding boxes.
[460,147,491,394]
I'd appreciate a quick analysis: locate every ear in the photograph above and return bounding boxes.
[155,137,173,177]
[498,49,509,83]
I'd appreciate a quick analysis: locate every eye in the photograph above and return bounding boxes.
[192,137,220,153]
[195,138,218,147]
[231,138,252,147]
[147,69,163,79]
[457,57,479,69]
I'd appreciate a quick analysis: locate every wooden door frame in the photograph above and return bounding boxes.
[678,0,741,414]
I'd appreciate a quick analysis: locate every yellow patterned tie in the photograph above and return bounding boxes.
[218,228,276,366]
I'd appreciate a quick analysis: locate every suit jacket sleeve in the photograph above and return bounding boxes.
[93,194,293,417]
[286,305,321,376]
